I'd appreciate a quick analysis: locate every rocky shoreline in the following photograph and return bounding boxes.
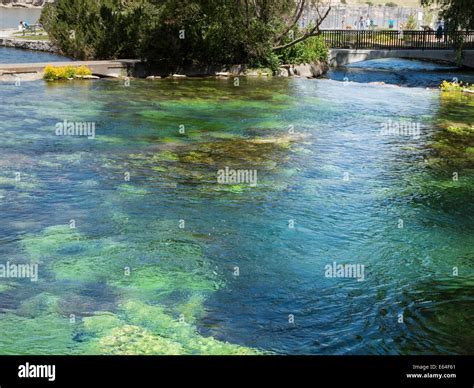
[0,37,58,53]
[0,0,52,8]
[0,58,330,83]
[0,39,329,81]
[138,61,329,79]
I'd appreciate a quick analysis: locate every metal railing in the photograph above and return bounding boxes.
[320,30,474,50]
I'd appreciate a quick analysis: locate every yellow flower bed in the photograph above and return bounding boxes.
[440,80,473,92]
[43,64,93,81]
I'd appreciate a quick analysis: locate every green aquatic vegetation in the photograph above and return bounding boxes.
[22,226,128,282]
[22,225,80,263]
[119,300,259,355]
[17,293,60,318]
[52,239,129,283]
[82,313,123,336]
[118,300,186,338]
[109,265,220,298]
[151,166,167,173]
[175,294,207,324]
[90,325,185,355]
[52,253,123,283]
[21,223,222,299]
[215,184,246,193]
[117,184,148,196]
[83,300,259,355]
[153,150,180,162]
[0,312,78,355]
[181,151,216,165]
[388,172,474,216]
[446,125,473,136]
[140,98,285,132]
[0,176,41,191]
[96,136,128,145]
[156,137,187,144]
[0,282,14,293]
[15,224,253,353]
[207,131,243,140]
[422,176,474,191]
[115,135,299,197]
[78,299,259,355]
[427,88,474,171]
[177,137,293,168]
[52,152,88,166]
[129,151,179,163]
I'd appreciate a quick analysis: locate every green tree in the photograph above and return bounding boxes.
[41,0,155,60]
[421,0,474,32]
[404,13,418,30]
[41,0,330,68]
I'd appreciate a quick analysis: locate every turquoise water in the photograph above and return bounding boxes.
[0,53,473,354]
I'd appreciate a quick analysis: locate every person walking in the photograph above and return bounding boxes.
[435,20,443,42]
[443,20,449,43]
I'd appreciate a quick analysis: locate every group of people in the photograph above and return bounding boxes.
[355,16,397,30]
[355,16,373,30]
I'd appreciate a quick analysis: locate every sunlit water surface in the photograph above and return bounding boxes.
[0,53,473,355]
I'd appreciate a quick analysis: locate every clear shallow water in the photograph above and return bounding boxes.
[0,55,473,355]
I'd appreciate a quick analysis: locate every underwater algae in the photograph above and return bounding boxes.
[2,70,473,357]
[7,223,260,355]
[428,90,474,170]
[82,301,258,355]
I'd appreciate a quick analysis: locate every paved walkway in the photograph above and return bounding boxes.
[0,60,140,80]
[0,29,17,38]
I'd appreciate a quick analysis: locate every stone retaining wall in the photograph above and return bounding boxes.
[0,0,53,7]
[139,61,329,79]
[0,37,57,53]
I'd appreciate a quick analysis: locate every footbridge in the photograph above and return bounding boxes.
[321,30,474,68]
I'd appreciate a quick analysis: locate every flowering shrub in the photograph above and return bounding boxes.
[43,64,93,81]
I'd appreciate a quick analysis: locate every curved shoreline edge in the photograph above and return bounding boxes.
[0,37,57,53]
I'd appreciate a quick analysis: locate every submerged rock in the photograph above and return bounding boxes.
[81,300,260,355]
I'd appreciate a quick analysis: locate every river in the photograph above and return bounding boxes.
[0,7,42,29]
[0,49,473,355]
